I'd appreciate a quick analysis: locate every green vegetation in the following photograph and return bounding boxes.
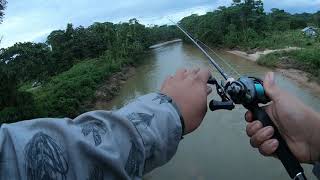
[0,18,179,122]
[178,0,320,81]
[258,47,320,80]
[34,51,145,118]
[179,1,320,50]
[0,0,6,23]
[240,30,318,49]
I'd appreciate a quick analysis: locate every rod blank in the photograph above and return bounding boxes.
[169,19,229,80]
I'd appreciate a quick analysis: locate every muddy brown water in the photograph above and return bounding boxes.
[97,42,320,180]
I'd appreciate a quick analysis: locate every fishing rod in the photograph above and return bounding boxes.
[170,19,307,180]
[169,19,229,80]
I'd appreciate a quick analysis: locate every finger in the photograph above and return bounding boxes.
[258,139,279,156]
[196,68,211,83]
[184,69,194,78]
[206,85,212,95]
[245,111,254,122]
[263,72,281,101]
[250,126,274,148]
[246,121,263,137]
[175,69,187,80]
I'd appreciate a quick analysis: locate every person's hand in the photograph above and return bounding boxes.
[161,68,212,135]
[246,72,320,163]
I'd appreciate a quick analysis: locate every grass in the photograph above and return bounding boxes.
[236,30,319,50]
[253,30,320,81]
[1,48,147,122]
[258,47,320,79]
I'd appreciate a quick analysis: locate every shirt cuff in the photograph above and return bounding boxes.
[156,92,185,138]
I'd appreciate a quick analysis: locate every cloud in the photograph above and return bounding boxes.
[0,0,317,48]
[0,0,232,48]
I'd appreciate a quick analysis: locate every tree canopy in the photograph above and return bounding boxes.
[0,0,6,23]
[179,0,319,48]
[0,18,179,121]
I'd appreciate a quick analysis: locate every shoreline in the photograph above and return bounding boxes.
[88,42,319,111]
[226,48,320,95]
[227,47,301,62]
[276,68,320,94]
[91,39,184,109]
[92,65,136,109]
[149,39,182,49]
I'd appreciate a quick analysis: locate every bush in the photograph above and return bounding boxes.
[287,48,320,75]
[32,50,144,118]
[0,107,20,123]
[34,56,119,118]
[257,52,282,67]
[258,47,320,79]
[0,91,37,123]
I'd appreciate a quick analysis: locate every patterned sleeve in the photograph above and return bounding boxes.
[0,93,183,180]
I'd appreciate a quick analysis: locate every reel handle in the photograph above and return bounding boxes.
[209,100,234,111]
[249,106,306,180]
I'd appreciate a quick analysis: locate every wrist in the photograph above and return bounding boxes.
[169,96,186,136]
[158,92,185,137]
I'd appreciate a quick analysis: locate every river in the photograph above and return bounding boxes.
[97,42,320,180]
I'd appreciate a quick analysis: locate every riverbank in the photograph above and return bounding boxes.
[226,48,320,94]
[93,39,183,109]
[93,65,135,109]
[149,39,182,49]
[277,69,320,94]
[227,47,301,62]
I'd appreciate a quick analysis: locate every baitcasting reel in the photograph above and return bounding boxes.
[208,76,270,111]
[208,76,307,180]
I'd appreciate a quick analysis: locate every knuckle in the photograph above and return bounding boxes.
[246,126,253,137]
[256,134,265,144]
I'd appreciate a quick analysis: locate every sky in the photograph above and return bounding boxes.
[0,0,319,48]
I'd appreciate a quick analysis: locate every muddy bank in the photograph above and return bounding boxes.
[93,66,136,109]
[149,39,182,49]
[277,68,320,94]
[227,47,301,62]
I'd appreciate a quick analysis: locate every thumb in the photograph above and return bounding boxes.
[263,72,281,100]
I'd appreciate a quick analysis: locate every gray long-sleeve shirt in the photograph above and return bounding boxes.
[0,93,183,180]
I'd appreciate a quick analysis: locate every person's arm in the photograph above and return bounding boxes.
[0,68,211,180]
[0,93,182,179]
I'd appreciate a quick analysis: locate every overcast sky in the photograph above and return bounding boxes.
[0,0,319,48]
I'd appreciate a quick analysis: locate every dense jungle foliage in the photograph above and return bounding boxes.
[0,18,179,122]
[0,0,319,122]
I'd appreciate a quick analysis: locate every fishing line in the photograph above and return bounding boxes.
[196,40,241,78]
[169,19,240,78]
[169,19,229,80]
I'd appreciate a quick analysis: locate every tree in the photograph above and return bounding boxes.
[314,11,320,27]
[290,18,307,29]
[0,0,6,23]
[268,8,291,31]
[0,63,36,123]
[0,42,53,82]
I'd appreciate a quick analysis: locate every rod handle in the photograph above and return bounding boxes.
[250,106,306,180]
